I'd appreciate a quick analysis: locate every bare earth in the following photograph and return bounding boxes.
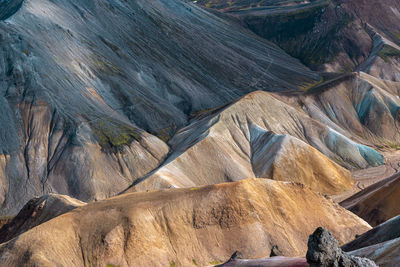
[332,150,400,202]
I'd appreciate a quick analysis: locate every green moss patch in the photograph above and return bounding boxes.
[90,118,141,151]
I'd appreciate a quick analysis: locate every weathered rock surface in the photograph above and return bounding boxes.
[0,193,85,243]
[0,0,321,215]
[341,172,400,226]
[129,76,400,193]
[128,92,357,194]
[306,227,377,267]
[198,0,400,74]
[0,179,371,266]
[349,237,400,267]
[342,215,400,252]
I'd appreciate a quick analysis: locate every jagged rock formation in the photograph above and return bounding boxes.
[341,172,400,226]
[0,193,84,243]
[0,179,371,266]
[306,227,377,267]
[0,0,321,215]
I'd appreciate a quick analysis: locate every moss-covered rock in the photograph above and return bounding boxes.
[90,118,141,151]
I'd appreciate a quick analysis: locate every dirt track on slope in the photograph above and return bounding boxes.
[333,150,400,202]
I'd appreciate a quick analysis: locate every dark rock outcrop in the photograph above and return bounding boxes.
[229,251,244,261]
[0,194,85,243]
[0,0,24,20]
[306,227,377,267]
[270,245,283,257]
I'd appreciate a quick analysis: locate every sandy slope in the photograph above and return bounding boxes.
[0,179,370,266]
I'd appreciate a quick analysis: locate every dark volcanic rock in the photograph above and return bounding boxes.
[270,245,283,257]
[0,0,24,20]
[229,251,244,261]
[306,227,377,267]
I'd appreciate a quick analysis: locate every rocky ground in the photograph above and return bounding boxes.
[0,0,400,266]
[0,179,371,266]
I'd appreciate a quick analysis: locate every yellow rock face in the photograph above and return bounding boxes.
[0,179,370,266]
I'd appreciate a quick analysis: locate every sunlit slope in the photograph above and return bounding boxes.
[0,179,370,266]
[0,0,319,215]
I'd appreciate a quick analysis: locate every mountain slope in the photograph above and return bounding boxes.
[130,91,357,194]
[349,238,400,267]
[0,179,371,266]
[0,0,320,215]
[343,216,400,266]
[341,172,400,226]
[198,0,400,74]
[342,215,400,252]
[0,193,84,243]
[128,80,400,193]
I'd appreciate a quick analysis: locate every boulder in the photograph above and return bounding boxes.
[306,227,377,267]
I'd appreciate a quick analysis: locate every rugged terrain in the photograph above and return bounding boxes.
[0,0,319,215]
[1,0,399,216]
[0,179,371,266]
[344,215,400,266]
[341,172,400,226]
[0,0,400,266]
[197,0,400,73]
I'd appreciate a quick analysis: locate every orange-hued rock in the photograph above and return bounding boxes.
[341,173,400,227]
[132,91,357,196]
[0,179,370,266]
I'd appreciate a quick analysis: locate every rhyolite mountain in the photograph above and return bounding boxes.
[1,0,400,266]
[0,0,392,216]
[0,0,321,215]
[197,0,400,73]
[341,172,400,227]
[0,179,371,266]
[344,215,400,266]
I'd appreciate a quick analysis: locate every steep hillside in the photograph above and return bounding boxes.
[349,238,400,267]
[198,0,400,73]
[130,91,357,194]
[342,215,400,252]
[0,194,85,243]
[0,0,320,215]
[343,216,400,266]
[127,69,400,193]
[341,172,400,226]
[0,179,371,266]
